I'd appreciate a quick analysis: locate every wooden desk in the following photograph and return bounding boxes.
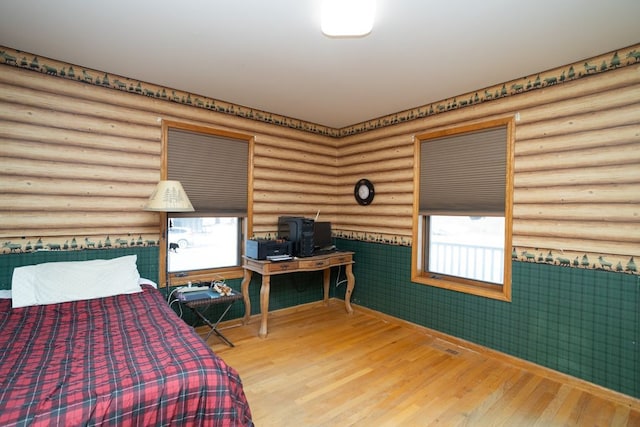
[241,251,355,337]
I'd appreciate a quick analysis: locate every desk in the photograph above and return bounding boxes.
[241,251,355,338]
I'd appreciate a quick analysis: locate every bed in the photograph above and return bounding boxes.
[0,256,253,426]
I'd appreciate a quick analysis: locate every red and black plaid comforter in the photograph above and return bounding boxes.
[0,285,253,426]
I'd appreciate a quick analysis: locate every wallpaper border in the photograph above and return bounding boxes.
[1,44,639,137]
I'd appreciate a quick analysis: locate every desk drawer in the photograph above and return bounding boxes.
[329,255,352,265]
[266,261,298,273]
[298,258,331,269]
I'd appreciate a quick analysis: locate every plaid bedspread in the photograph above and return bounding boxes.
[0,285,253,426]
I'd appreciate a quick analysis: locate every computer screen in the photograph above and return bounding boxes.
[313,221,332,249]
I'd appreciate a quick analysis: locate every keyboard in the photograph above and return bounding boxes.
[266,254,293,262]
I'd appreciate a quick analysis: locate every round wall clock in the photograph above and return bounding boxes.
[354,179,375,205]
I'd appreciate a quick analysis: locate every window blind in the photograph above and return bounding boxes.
[168,128,248,216]
[419,126,506,216]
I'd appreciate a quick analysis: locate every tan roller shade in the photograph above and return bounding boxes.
[168,128,248,217]
[419,126,507,216]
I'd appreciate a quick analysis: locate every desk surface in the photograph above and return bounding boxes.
[243,251,354,275]
[241,251,355,337]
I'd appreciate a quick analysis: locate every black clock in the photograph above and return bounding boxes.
[354,179,375,205]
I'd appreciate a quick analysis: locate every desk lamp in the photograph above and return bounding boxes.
[144,180,194,293]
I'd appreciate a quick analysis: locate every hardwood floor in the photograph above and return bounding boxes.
[202,300,640,426]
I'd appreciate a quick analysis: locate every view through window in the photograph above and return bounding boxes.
[167,217,241,273]
[428,215,505,284]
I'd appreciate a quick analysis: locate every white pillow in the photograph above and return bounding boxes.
[11,255,141,308]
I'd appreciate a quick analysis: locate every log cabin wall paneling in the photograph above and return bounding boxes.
[334,59,639,271]
[0,44,638,273]
[251,133,338,235]
[0,60,338,253]
[336,133,414,242]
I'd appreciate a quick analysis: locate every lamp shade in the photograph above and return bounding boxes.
[144,180,195,212]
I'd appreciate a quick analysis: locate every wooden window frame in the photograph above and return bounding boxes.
[411,117,515,301]
[159,120,254,287]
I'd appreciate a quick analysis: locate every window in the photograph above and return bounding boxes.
[167,217,241,272]
[412,118,514,301]
[161,122,253,286]
[428,215,505,284]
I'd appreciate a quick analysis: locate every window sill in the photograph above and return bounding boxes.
[169,266,244,287]
[412,273,511,302]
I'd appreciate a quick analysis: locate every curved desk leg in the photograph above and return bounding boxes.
[241,269,252,325]
[323,268,331,305]
[344,263,355,314]
[259,274,271,338]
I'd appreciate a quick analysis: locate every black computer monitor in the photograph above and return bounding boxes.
[313,221,333,250]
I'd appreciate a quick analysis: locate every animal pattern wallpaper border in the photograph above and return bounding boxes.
[2,236,157,253]
[1,44,638,138]
[251,230,639,276]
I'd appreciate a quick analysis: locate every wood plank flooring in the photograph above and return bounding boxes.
[201,300,640,426]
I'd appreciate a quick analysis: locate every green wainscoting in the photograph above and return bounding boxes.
[335,238,639,399]
[241,270,334,314]
[157,270,331,329]
[0,246,330,326]
[0,246,159,290]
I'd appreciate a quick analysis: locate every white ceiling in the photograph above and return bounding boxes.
[1,0,639,129]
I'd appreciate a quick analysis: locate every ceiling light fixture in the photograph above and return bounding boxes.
[321,0,376,37]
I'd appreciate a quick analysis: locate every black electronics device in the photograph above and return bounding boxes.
[313,221,333,251]
[177,289,221,301]
[246,238,292,260]
[278,216,315,257]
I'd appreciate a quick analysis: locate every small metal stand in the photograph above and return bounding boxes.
[182,290,244,347]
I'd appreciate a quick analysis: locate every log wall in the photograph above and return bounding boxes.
[334,60,640,268]
[0,61,338,252]
[0,44,638,270]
